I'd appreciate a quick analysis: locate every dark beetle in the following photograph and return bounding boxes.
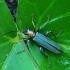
[23,15,62,55]
[24,29,62,54]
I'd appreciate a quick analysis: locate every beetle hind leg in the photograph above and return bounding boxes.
[40,47,50,66]
[44,30,62,38]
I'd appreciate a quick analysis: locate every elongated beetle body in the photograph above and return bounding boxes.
[33,32,61,54]
[24,29,62,54]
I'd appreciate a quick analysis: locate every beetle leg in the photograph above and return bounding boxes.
[44,31,56,38]
[44,30,62,38]
[16,38,32,54]
[40,47,50,66]
[11,39,25,54]
[16,48,25,54]
[25,39,40,67]
[16,38,29,54]
[24,39,30,52]
[37,15,50,32]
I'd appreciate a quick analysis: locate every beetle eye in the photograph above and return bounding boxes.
[23,29,30,35]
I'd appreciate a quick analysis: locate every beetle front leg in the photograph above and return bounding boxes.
[12,40,25,54]
[44,30,62,38]
[16,39,29,54]
[16,48,25,54]
[40,47,50,66]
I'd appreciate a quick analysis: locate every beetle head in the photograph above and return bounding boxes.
[24,28,35,37]
[23,29,30,35]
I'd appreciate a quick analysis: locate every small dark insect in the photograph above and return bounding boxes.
[5,0,18,22]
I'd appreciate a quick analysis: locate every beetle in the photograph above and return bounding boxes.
[23,15,62,55]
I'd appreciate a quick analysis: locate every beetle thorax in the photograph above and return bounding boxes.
[28,31,35,38]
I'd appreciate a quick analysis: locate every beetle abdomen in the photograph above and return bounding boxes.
[33,32,62,54]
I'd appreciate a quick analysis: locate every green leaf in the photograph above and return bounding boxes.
[0,0,70,70]
[0,1,17,69]
[0,1,17,37]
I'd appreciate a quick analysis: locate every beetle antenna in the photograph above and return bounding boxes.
[38,15,50,30]
[31,14,36,32]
